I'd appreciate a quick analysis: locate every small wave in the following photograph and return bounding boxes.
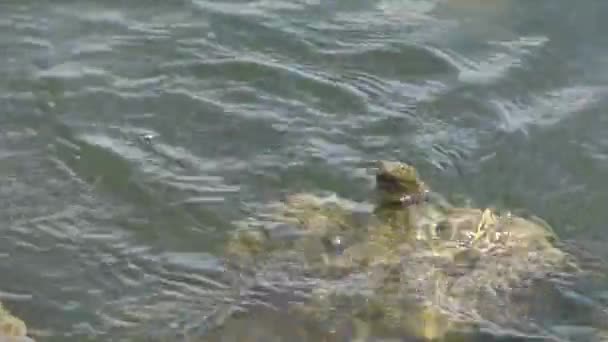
[110,75,167,90]
[36,62,107,80]
[492,85,605,134]
[426,35,549,85]
[378,0,438,21]
[164,57,368,115]
[192,0,272,18]
[0,157,235,337]
[411,122,479,170]
[18,36,52,49]
[321,44,455,80]
[55,7,129,26]
[304,136,363,166]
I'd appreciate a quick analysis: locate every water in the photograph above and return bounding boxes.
[1,0,608,340]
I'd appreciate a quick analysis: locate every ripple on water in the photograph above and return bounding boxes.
[425,35,549,85]
[379,0,438,16]
[491,85,605,134]
[304,136,363,166]
[56,7,129,27]
[35,62,109,89]
[47,123,246,248]
[109,74,167,91]
[0,128,236,340]
[161,56,368,115]
[320,44,456,81]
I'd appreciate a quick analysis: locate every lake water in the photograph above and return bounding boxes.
[2,0,608,341]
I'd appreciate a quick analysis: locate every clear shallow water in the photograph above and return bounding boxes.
[2,0,608,340]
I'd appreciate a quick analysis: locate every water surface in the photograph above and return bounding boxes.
[2,0,608,340]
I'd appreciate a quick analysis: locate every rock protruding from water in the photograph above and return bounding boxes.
[0,303,33,342]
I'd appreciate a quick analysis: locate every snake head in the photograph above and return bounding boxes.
[375,160,428,205]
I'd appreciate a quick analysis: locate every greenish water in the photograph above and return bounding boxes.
[2,0,608,341]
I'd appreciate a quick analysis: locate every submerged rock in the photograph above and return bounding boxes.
[0,303,32,342]
[221,160,592,340]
